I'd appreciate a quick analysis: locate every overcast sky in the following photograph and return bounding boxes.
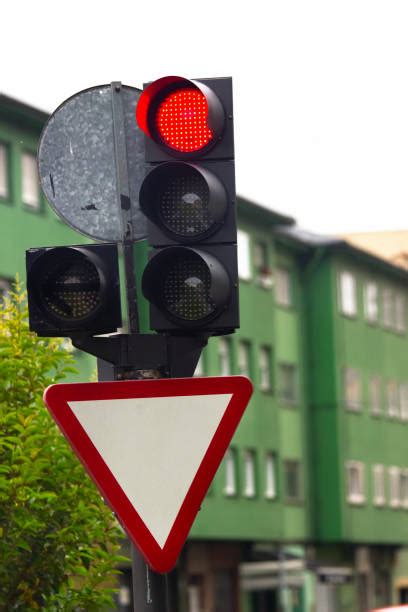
[2,0,408,235]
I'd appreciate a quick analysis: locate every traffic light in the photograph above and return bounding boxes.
[136,76,238,335]
[26,244,121,337]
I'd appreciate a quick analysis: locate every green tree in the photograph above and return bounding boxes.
[0,281,127,611]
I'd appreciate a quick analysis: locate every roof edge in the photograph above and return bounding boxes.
[237,196,295,226]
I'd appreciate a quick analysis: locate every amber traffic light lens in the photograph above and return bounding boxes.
[158,169,212,238]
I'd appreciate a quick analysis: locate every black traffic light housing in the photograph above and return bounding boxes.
[26,243,121,337]
[136,76,239,335]
[136,76,234,162]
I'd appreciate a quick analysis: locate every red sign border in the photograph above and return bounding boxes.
[44,376,253,573]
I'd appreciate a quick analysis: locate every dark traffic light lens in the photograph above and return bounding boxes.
[159,171,212,238]
[163,253,216,321]
[42,257,101,321]
[140,162,229,243]
[156,88,213,152]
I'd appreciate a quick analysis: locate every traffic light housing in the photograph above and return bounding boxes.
[136,76,238,335]
[26,244,122,337]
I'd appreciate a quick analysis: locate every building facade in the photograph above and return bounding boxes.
[1,93,408,611]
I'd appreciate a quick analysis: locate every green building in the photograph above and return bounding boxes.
[1,93,408,612]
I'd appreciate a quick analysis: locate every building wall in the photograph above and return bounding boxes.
[0,108,95,381]
[191,210,311,544]
[306,248,408,546]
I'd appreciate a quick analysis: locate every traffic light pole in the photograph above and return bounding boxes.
[111,82,172,611]
[97,358,172,612]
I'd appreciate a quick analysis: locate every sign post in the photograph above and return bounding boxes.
[26,76,243,611]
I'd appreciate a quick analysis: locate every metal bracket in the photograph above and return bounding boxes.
[72,332,209,379]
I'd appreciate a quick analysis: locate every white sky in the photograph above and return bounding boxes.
[2,0,408,234]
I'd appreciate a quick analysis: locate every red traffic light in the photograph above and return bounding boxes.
[136,76,225,157]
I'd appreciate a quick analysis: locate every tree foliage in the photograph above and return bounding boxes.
[0,281,126,610]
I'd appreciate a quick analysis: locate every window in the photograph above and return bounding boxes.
[275,267,291,306]
[238,341,250,377]
[382,288,394,329]
[218,338,231,376]
[343,368,362,410]
[369,375,382,416]
[284,460,301,502]
[21,152,40,208]
[386,380,399,418]
[339,271,357,317]
[0,278,11,301]
[364,282,378,323]
[265,453,277,499]
[395,294,406,333]
[259,346,272,391]
[243,450,256,498]
[0,143,9,199]
[400,470,408,509]
[389,467,400,508]
[346,461,365,504]
[372,464,385,506]
[253,241,267,270]
[254,241,273,289]
[400,384,408,421]
[224,448,237,496]
[279,363,297,404]
[187,576,204,612]
[194,354,204,377]
[237,230,251,280]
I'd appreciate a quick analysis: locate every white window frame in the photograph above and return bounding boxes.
[275,267,291,307]
[237,230,251,280]
[369,375,382,416]
[400,469,408,509]
[343,367,362,411]
[224,448,237,497]
[386,380,399,418]
[400,383,408,421]
[21,151,40,209]
[0,143,9,199]
[259,346,272,391]
[372,464,385,506]
[389,466,400,508]
[238,341,250,377]
[382,288,394,329]
[364,282,378,323]
[395,294,406,333]
[265,453,277,500]
[218,337,231,376]
[243,450,256,498]
[346,461,365,505]
[338,271,357,317]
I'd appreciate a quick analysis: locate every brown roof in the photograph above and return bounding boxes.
[343,230,408,271]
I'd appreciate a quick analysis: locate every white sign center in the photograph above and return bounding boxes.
[69,393,232,548]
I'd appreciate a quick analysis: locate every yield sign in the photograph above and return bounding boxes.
[43,376,253,573]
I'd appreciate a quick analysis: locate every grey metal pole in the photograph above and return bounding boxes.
[109,82,172,611]
[97,359,171,612]
[131,546,170,612]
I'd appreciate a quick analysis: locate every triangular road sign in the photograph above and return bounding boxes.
[43,376,253,573]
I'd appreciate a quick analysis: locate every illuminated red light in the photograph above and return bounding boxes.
[155,88,213,153]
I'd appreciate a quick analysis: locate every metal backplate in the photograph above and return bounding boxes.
[38,84,147,242]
